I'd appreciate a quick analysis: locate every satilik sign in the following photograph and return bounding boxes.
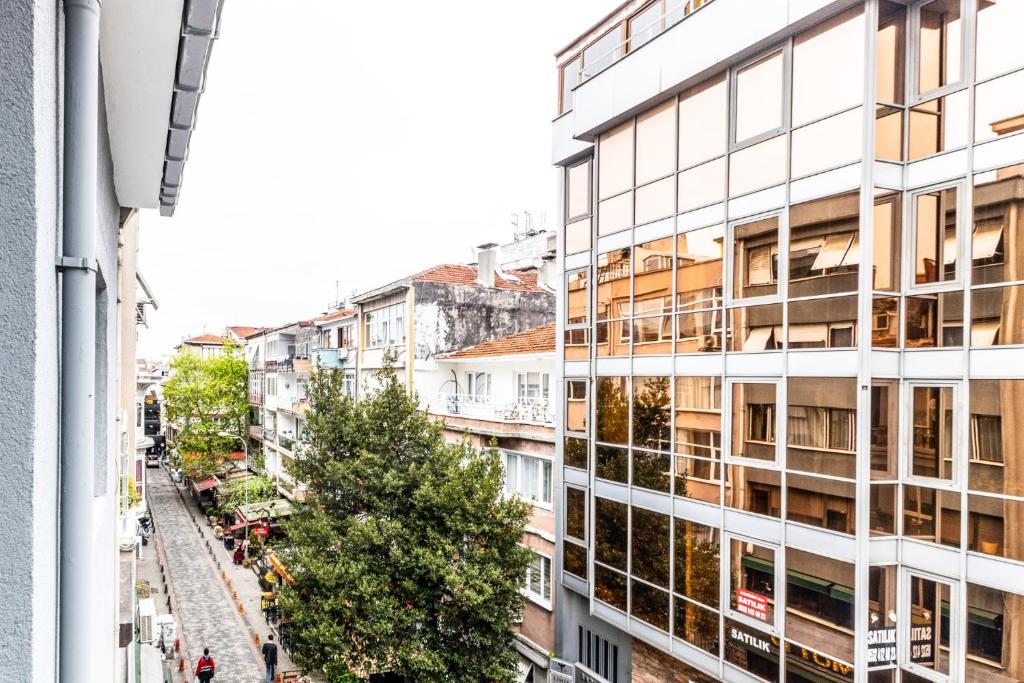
[736,588,770,622]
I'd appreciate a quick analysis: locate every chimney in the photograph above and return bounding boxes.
[538,254,557,291]
[476,243,499,288]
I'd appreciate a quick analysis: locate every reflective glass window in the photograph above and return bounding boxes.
[785,548,855,663]
[725,618,780,680]
[566,270,588,326]
[973,165,1024,286]
[632,316,673,354]
[636,99,676,185]
[678,157,726,212]
[635,177,675,225]
[732,382,777,462]
[634,236,674,317]
[788,296,858,349]
[674,598,720,655]
[564,541,588,580]
[735,51,784,143]
[965,582,1024,679]
[791,108,864,178]
[567,159,592,221]
[729,303,783,352]
[911,386,956,481]
[598,120,634,200]
[871,380,899,479]
[676,309,725,353]
[677,224,724,310]
[905,291,963,347]
[908,90,968,160]
[968,380,1024,498]
[912,187,958,285]
[674,519,720,608]
[871,483,898,535]
[564,328,590,361]
[789,192,860,297]
[732,216,780,299]
[565,218,591,255]
[968,495,1024,562]
[597,192,633,236]
[906,575,953,676]
[917,0,962,96]
[976,0,1024,81]
[628,1,662,52]
[631,580,670,631]
[594,564,628,612]
[595,320,630,357]
[787,378,857,478]
[566,379,588,433]
[730,540,776,624]
[876,105,904,161]
[975,69,1024,144]
[596,445,628,483]
[971,284,1024,346]
[594,497,628,571]
[596,248,631,321]
[787,472,856,534]
[632,376,671,451]
[729,135,787,196]
[679,74,728,169]
[583,28,621,80]
[674,454,722,503]
[633,449,670,492]
[725,465,781,517]
[631,507,670,588]
[564,436,588,470]
[867,565,898,669]
[792,6,864,127]
[873,296,900,348]
[560,55,582,114]
[595,376,629,445]
[874,192,902,291]
[566,487,587,542]
[903,485,960,547]
[877,2,906,105]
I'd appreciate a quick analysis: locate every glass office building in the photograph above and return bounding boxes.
[553,1,1024,681]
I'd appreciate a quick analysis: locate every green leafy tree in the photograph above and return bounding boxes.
[217,474,277,518]
[163,343,248,480]
[280,360,533,683]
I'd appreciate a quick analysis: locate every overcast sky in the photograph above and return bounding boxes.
[137,0,615,358]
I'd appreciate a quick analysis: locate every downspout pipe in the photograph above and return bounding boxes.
[59,0,101,679]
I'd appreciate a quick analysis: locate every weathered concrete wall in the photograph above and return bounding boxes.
[0,1,60,680]
[412,281,554,360]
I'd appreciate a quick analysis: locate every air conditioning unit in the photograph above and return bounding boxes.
[138,598,156,644]
[699,334,721,351]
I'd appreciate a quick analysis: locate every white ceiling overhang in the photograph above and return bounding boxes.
[99,0,223,215]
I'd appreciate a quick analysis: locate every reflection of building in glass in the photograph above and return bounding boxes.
[554,0,1024,681]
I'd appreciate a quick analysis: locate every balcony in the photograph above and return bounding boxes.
[249,425,264,441]
[433,393,555,426]
[263,427,276,442]
[278,434,295,452]
[265,356,294,372]
[312,347,352,369]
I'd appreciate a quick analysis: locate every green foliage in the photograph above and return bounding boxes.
[217,474,277,518]
[163,343,248,479]
[280,359,532,683]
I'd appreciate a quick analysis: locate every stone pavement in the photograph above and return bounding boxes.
[148,470,262,682]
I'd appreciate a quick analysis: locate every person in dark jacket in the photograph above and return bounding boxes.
[195,647,216,682]
[261,633,278,683]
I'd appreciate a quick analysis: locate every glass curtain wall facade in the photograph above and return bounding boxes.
[557,1,1024,682]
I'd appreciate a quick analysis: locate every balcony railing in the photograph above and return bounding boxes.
[312,347,352,369]
[434,393,555,426]
[278,435,295,452]
[249,425,264,441]
[265,356,294,372]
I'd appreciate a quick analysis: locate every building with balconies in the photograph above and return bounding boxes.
[552,1,1024,682]
[419,323,559,680]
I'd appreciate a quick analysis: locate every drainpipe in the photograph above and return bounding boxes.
[59,0,101,680]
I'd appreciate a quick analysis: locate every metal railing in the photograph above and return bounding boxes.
[434,393,555,425]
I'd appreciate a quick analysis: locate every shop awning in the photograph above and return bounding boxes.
[268,551,295,586]
[236,498,294,523]
[191,477,220,493]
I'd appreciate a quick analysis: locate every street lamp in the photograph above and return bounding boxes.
[218,431,250,507]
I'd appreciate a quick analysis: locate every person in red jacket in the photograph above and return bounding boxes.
[195,647,216,682]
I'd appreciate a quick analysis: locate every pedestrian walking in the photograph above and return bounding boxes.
[194,647,216,682]
[261,633,278,683]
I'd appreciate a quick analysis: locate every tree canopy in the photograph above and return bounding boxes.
[279,361,532,683]
[163,343,249,480]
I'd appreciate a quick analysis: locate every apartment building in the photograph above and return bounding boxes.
[421,323,559,679]
[552,1,1024,682]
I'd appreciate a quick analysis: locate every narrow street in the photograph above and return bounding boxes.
[148,470,263,682]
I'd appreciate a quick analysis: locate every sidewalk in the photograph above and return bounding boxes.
[191,495,301,677]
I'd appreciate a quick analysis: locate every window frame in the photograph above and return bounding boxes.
[566,157,593,224]
[904,381,961,489]
[729,45,791,150]
[899,567,960,682]
[724,532,783,634]
[503,450,554,510]
[523,548,554,609]
[566,267,591,330]
[906,181,964,293]
[909,0,967,105]
[725,378,783,468]
[727,211,785,306]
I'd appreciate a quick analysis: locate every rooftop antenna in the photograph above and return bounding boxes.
[335,280,340,308]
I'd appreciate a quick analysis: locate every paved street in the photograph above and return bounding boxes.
[149,471,262,682]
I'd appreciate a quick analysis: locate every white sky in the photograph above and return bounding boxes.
[137,0,616,358]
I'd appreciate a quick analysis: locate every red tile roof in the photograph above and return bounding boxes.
[184,334,230,345]
[408,264,547,293]
[228,326,267,339]
[314,309,356,323]
[441,323,556,359]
